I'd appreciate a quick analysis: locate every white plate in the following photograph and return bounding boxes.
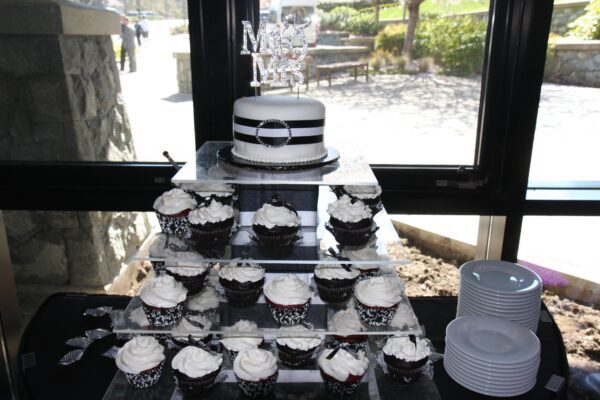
[446,316,540,364]
[445,359,538,387]
[445,341,540,369]
[445,358,537,391]
[458,296,541,319]
[455,308,539,332]
[458,292,540,313]
[460,260,541,294]
[445,346,540,379]
[460,279,542,301]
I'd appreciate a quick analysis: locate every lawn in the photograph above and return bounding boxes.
[379,0,490,19]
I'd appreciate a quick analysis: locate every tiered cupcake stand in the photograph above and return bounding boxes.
[103,142,428,399]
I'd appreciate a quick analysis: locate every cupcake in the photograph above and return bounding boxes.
[354,276,403,327]
[219,263,265,305]
[179,182,237,206]
[186,286,220,318]
[390,303,417,330]
[340,244,380,280]
[115,336,165,389]
[319,348,369,396]
[340,185,383,214]
[172,346,223,394]
[252,196,301,248]
[328,308,368,351]
[165,264,210,295]
[153,188,197,236]
[264,274,312,325]
[383,336,431,383]
[171,315,213,348]
[140,275,188,326]
[149,233,167,275]
[326,195,376,246]
[220,320,264,362]
[233,348,278,399]
[276,325,322,367]
[188,199,236,247]
[314,264,360,304]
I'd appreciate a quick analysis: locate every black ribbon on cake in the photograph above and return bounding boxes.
[233,116,325,147]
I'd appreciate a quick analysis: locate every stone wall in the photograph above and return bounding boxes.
[173,52,193,95]
[545,39,600,87]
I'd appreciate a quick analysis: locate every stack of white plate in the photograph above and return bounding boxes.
[444,315,541,397]
[457,260,542,332]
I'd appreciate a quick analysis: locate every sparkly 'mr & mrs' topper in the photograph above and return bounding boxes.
[241,15,310,88]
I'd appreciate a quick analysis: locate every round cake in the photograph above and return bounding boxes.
[232,96,326,164]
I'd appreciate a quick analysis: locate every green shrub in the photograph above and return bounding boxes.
[375,23,407,54]
[568,0,600,40]
[170,24,188,35]
[347,13,379,36]
[320,6,359,31]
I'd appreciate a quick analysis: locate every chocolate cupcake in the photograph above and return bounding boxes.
[185,286,220,317]
[326,195,376,246]
[339,185,383,215]
[165,264,210,295]
[178,182,237,206]
[171,315,213,348]
[319,348,369,397]
[354,276,403,327]
[140,275,188,327]
[314,264,360,304]
[234,348,278,399]
[115,336,165,389]
[252,196,301,249]
[340,244,381,281]
[153,188,197,236]
[220,320,264,363]
[328,308,368,352]
[218,263,265,306]
[383,336,431,383]
[264,274,312,325]
[276,325,322,367]
[188,199,236,247]
[172,346,223,395]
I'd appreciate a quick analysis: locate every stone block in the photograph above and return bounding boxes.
[28,75,72,122]
[41,211,80,229]
[0,35,63,77]
[64,226,112,286]
[66,74,97,121]
[10,229,69,285]
[59,36,83,75]
[10,136,79,161]
[4,211,44,245]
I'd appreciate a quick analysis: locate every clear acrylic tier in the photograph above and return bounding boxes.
[113,272,421,337]
[172,142,379,186]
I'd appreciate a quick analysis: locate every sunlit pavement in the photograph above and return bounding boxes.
[117,20,600,285]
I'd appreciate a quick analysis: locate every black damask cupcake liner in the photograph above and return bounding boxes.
[156,211,190,236]
[266,299,311,325]
[320,370,362,397]
[190,218,235,248]
[236,372,278,399]
[314,276,357,304]
[329,335,368,352]
[277,343,318,367]
[355,298,398,327]
[142,301,184,327]
[165,268,209,295]
[219,278,264,306]
[326,219,378,247]
[174,367,221,395]
[151,261,166,275]
[124,360,165,389]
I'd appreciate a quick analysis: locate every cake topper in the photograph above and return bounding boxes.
[241,15,310,88]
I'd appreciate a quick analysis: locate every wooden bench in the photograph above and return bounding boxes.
[316,61,369,87]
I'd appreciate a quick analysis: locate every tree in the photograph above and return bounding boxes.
[401,0,425,62]
[374,0,380,24]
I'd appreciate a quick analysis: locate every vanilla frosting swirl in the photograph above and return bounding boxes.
[314,264,360,281]
[140,275,188,308]
[354,276,403,307]
[220,320,263,352]
[252,204,300,229]
[166,265,209,277]
[179,182,235,197]
[153,188,197,215]
[318,349,369,382]
[188,199,234,225]
[327,195,372,223]
[390,303,415,329]
[233,348,278,381]
[329,308,366,336]
[276,325,322,351]
[219,263,265,283]
[115,336,165,374]
[383,337,431,361]
[171,346,223,378]
[186,287,220,312]
[264,274,311,305]
[343,185,382,199]
[172,316,211,340]
[339,246,381,271]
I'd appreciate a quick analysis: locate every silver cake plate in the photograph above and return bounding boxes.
[217,145,340,171]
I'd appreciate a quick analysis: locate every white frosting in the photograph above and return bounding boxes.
[343,185,382,199]
[252,204,300,229]
[233,348,278,381]
[171,346,223,378]
[318,349,369,382]
[329,308,365,335]
[140,275,188,308]
[153,188,197,215]
[264,274,311,305]
[339,246,381,271]
[179,182,235,197]
[355,276,403,307]
[221,320,263,352]
[172,317,211,340]
[188,200,234,225]
[186,287,220,312]
[276,325,321,351]
[219,264,265,283]
[129,306,150,326]
[382,337,431,361]
[327,195,372,223]
[390,303,415,329]
[115,336,165,374]
[314,264,360,281]
[234,96,325,120]
[166,265,209,277]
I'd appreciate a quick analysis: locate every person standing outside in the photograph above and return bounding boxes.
[120,16,137,72]
[134,19,143,46]
[140,16,150,41]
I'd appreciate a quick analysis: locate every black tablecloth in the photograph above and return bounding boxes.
[17,294,568,400]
